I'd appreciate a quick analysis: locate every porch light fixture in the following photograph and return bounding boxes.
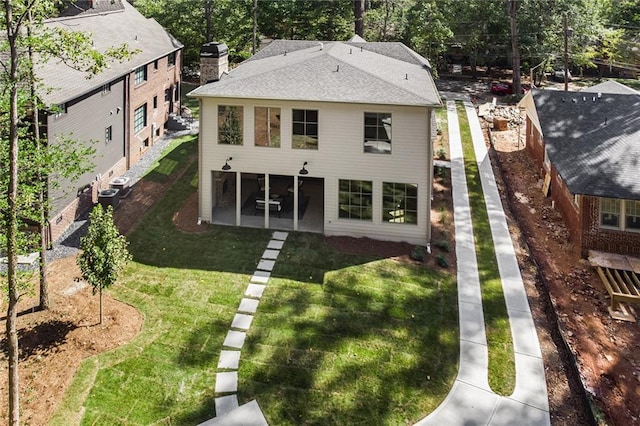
[299,161,309,175]
[222,157,233,171]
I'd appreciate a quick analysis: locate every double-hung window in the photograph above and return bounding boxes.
[364,112,391,154]
[625,200,640,231]
[105,126,113,144]
[292,109,318,149]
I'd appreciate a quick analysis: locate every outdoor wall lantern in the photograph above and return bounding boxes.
[222,157,233,171]
[299,161,309,175]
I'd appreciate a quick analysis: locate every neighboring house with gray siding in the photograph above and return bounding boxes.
[35,0,183,241]
[189,39,441,246]
[519,82,640,257]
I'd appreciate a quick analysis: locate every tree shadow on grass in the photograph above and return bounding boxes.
[1,320,76,361]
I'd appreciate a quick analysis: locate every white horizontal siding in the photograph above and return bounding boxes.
[199,97,433,244]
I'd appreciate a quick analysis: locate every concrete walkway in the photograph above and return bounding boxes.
[198,231,290,426]
[415,95,550,425]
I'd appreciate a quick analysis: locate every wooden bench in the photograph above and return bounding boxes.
[254,198,282,217]
[589,250,640,321]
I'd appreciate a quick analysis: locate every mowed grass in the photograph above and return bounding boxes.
[53,136,459,424]
[456,102,515,395]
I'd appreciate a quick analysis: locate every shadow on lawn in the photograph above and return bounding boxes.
[238,264,458,424]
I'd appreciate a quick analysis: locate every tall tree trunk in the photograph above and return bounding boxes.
[100,287,103,325]
[353,0,364,37]
[382,0,391,41]
[27,9,50,311]
[252,0,257,54]
[204,0,213,43]
[5,0,21,423]
[509,0,521,94]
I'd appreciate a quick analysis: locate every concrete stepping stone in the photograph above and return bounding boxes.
[231,313,254,330]
[217,350,241,369]
[215,371,238,393]
[261,249,280,260]
[272,231,288,241]
[267,240,284,250]
[198,400,268,426]
[245,284,266,298]
[238,298,259,314]
[250,270,270,284]
[214,394,239,417]
[223,330,246,349]
[257,259,275,271]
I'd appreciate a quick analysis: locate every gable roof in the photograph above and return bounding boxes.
[37,0,182,105]
[531,88,640,200]
[189,40,440,107]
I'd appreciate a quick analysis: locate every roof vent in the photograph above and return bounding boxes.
[598,92,602,98]
[318,42,324,51]
[571,98,577,103]
[583,96,586,102]
[405,73,408,80]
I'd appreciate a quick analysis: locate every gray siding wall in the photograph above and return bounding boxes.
[48,79,126,215]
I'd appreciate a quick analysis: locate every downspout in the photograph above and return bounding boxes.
[124,73,131,169]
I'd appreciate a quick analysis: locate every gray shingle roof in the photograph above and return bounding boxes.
[581,80,640,95]
[533,88,640,200]
[189,40,440,107]
[37,0,182,105]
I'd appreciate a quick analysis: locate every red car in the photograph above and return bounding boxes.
[490,81,529,95]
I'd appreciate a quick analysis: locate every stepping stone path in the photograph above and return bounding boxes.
[201,231,289,425]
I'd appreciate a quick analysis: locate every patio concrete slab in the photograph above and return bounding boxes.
[198,400,268,426]
[238,298,259,313]
[223,330,246,349]
[250,270,270,284]
[217,350,241,370]
[245,284,266,298]
[214,394,238,417]
[215,371,238,393]
[267,240,285,250]
[231,313,254,330]
[261,249,280,260]
[272,231,288,241]
[257,259,275,271]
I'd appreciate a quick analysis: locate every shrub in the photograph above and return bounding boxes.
[434,240,450,252]
[436,254,448,268]
[437,147,446,160]
[411,245,426,261]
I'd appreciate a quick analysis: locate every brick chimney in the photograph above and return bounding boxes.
[200,42,229,85]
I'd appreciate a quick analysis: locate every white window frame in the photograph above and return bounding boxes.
[600,198,640,233]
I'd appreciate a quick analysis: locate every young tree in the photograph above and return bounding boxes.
[77,204,132,325]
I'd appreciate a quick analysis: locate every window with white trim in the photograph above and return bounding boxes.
[292,109,318,149]
[218,105,243,145]
[338,179,372,220]
[105,125,112,144]
[255,107,281,147]
[626,200,640,231]
[382,182,418,224]
[364,112,391,154]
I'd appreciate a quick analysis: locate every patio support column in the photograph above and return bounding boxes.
[293,176,299,231]
[235,171,242,225]
[264,174,270,229]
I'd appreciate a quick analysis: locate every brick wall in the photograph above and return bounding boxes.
[525,117,545,174]
[549,167,583,250]
[581,196,640,257]
[129,50,182,166]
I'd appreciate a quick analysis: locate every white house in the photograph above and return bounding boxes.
[188,38,441,246]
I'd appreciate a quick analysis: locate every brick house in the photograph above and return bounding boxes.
[519,81,640,257]
[35,0,183,241]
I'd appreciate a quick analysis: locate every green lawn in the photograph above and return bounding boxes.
[52,137,459,425]
[456,102,515,395]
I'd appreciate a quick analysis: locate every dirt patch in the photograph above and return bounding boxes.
[0,256,142,426]
[173,191,210,233]
[488,118,640,424]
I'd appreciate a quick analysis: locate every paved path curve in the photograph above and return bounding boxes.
[416,96,550,425]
